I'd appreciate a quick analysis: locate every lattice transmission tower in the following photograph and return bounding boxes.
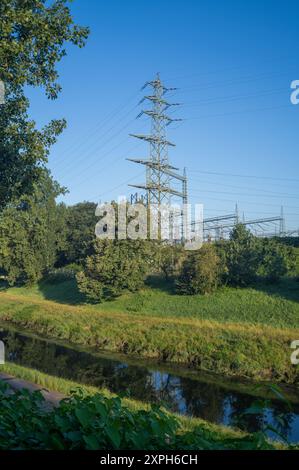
[127,73,187,208]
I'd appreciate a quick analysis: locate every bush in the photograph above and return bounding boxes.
[76,239,155,302]
[258,239,297,282]
[176,244,221,295]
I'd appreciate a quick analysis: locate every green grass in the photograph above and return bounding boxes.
[0,277,298,384]
[6,275,299,329]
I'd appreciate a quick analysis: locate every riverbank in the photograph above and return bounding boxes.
[0,285,298,384]
[0,362,288,450]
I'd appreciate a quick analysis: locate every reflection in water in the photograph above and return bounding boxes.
[1,329,299,443]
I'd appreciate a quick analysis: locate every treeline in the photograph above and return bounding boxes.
[76,222,296,301]
[0,179,97,285]
[0,191,296,302]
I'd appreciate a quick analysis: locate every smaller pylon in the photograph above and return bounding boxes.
[279,206,285,236]
[235,204,239,223]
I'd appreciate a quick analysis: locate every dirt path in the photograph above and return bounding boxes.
[0,372,64,407]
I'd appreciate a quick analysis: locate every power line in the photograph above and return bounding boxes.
[181,87,286,107]
[190,188,299,200]
[72,141,143,189]
[55,112,147,184]
[203,208,299,217]
[189,177,299,197]
[54,104,141,177]
[170,68,299,93]
[94,169,146,202]
[51,90,140,164]
[186,104,291,120]
[188,193,299,209]
[164,54,299,81]
[188,170,299,183]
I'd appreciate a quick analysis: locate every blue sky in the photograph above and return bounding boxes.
[27,0,299,231]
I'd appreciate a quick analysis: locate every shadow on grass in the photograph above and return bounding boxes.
[252,277,299,303]
[145,275,176,294]
[37,279,86,305]
[0,280,9,292]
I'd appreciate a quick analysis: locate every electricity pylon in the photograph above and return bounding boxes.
[127,73,187,208]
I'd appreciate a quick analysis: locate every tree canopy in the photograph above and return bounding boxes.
[0,0,89,208]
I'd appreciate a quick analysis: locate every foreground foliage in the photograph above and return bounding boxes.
[0,383,294,450]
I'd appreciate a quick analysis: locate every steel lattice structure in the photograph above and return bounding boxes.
[127,73,187,207]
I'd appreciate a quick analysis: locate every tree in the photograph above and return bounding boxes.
[57,202,98,266]
[225,224,260,287]
[0,173,67,285]
[176,243,221,295]
[76,239,155,302]
[258,239,296,282]
[0,0,89,208]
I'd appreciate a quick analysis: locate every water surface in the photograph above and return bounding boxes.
[0,326,298,443]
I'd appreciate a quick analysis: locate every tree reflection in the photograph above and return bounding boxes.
[0,328,298,443]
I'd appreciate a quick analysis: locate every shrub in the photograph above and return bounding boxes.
[76,239,155,302]
[258,239,297,282]
[176,243,221,295]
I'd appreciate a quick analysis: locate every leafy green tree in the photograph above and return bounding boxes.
[225,224,260,287]
[176,243,221,295]
[76,239,154,302]
[57,202,98,266]
[0,0,89,208]
[258,239,296,282]
[0,174,67,285]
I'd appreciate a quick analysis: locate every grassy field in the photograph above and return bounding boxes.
[0,276,298,383]
[5,275,299,328]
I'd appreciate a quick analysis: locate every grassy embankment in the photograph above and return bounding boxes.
[0,276,298,383]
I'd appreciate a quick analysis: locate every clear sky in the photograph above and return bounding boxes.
[27,0,299,231]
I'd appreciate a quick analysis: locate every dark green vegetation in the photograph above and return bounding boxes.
[76,239,155,302]
[0,175,67,285]
[176,243,221,294]
[1,380,296,450]
[74,223,297,302]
